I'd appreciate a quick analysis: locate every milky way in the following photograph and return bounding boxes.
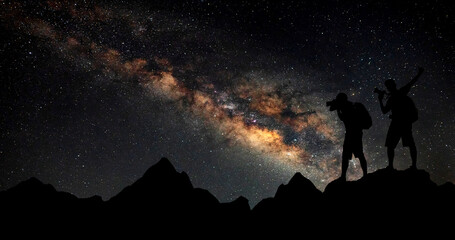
[1,0,454,206]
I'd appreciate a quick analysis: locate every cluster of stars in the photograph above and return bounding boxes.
[1,0,454,206]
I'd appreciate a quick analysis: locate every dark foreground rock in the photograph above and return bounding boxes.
[1,158,454,237]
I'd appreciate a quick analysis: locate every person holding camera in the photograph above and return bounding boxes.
[377,67,424,170]
[328,93,370,181]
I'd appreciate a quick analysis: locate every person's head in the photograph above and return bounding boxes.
[385,79,397,92]
[336,92,348,108]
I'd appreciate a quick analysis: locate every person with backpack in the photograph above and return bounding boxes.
[377,67,424,170]
[327,93,371,181]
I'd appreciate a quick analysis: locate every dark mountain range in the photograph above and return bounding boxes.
[1,157,454,236]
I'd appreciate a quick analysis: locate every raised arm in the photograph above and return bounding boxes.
[402,67,424,94]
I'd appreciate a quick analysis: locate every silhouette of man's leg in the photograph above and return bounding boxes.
[357,153,367,177]
[353,133,367,177]
[341,155,349,180]
[387,147,394,169]
[385,123,400,170]
[409,144,417,169]
[341,138,351,180]
[403,127,417,169]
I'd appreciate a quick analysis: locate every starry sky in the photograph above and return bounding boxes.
[1,0,454,206]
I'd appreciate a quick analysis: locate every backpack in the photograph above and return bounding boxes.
[399,95,419,123]
[354,102,372,129]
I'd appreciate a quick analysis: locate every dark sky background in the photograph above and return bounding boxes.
[1,0,454,206]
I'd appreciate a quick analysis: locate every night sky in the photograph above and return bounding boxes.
[1,0,454,206]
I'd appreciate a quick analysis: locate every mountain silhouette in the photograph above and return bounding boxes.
[250,172,324,233]
[105,158,232,231]
[0,177,104,212]
[108,157,195,208]
[1,157,454,236]
[252,173,321,214]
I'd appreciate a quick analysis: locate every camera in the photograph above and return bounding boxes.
[326,99,339,111]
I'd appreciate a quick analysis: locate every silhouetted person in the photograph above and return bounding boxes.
[327,93,371,181]
[377,67,424,170]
